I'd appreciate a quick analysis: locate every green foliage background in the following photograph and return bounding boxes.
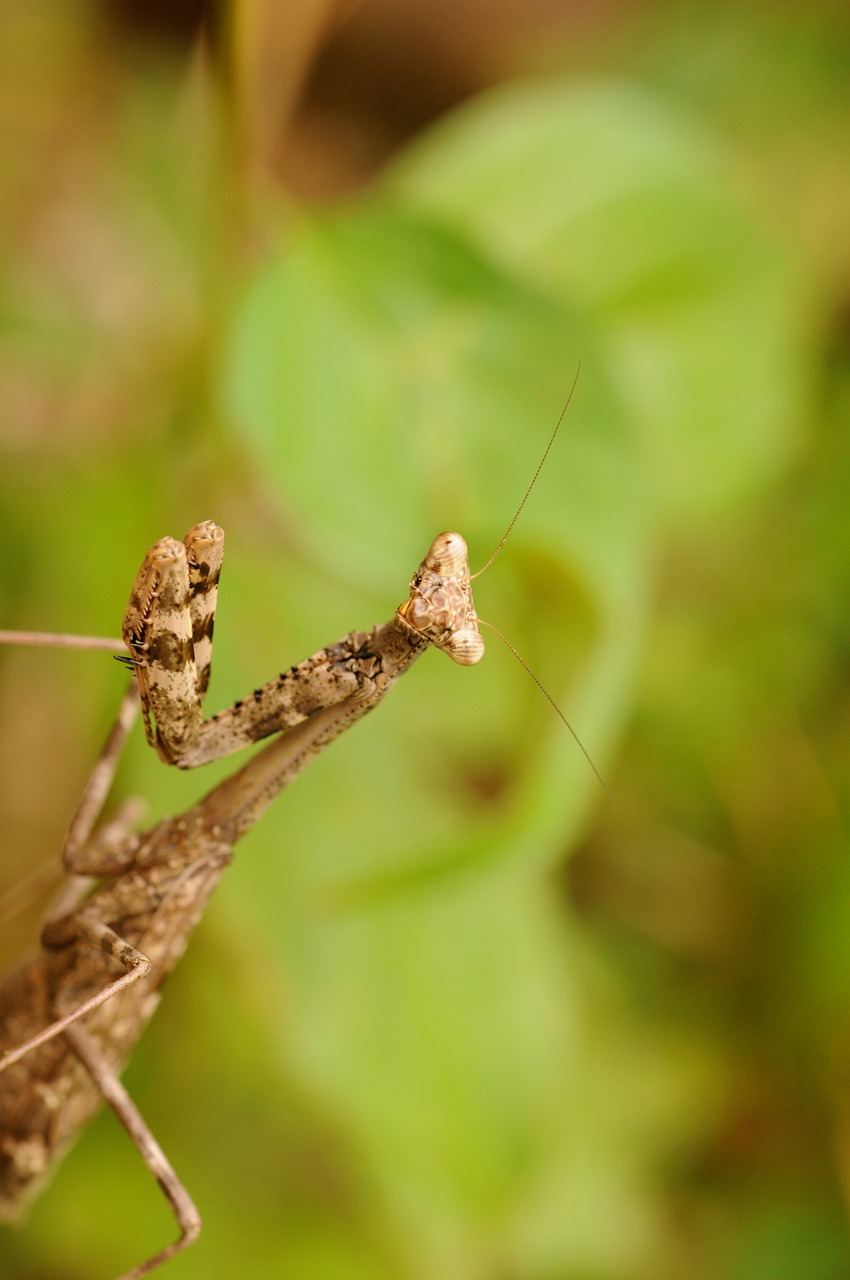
[1,5,848,1279]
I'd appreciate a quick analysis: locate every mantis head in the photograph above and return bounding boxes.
[396,531,485,666]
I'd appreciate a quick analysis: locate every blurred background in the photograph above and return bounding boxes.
[0,1,848,1277]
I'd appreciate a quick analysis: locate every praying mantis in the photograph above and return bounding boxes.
[0,377,601,1279]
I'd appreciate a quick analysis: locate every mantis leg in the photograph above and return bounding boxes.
[0,913,151,1072]
[123,523,371,770]
[122,521,224,764]
[65,1022,200,1280]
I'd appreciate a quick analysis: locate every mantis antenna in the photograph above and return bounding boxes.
[470,359,582,582]
[469,360,615,806]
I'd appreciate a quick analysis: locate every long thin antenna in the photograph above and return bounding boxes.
[471,359,581,581]
[479,618,615,808]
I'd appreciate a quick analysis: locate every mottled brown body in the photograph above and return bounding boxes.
[0,813,228,1216]
[0,522,484,1278]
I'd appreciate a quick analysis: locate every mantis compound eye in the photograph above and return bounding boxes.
[422,531,469,579]
[442,628,485,666]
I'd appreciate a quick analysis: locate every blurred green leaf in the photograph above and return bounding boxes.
[389,80,807,525]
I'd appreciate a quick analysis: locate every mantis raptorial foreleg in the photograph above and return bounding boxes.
[122,522,484,771]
